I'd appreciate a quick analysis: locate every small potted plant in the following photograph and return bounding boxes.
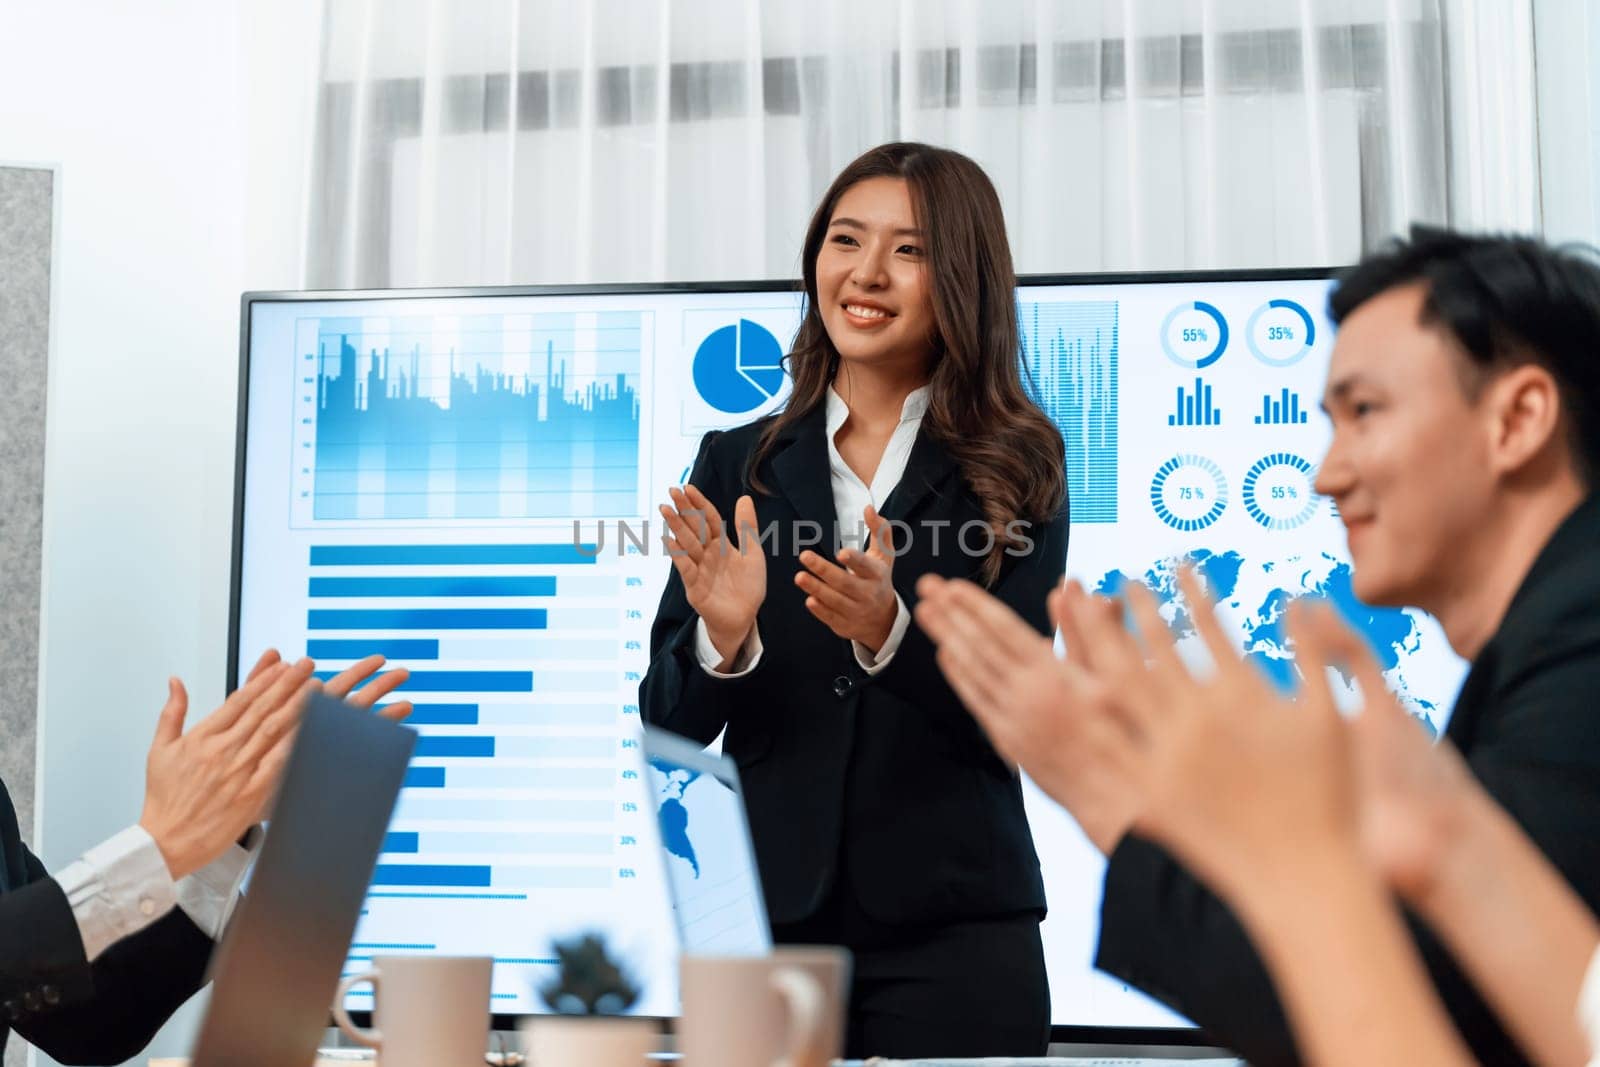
[520,932,657,1065]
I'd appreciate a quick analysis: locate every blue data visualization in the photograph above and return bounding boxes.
[1169,377,1223,427]
[1021,300,1119,523]
[1254,388,1309,425]
[299,312,643,523]
[240,280,1470,1033]
[691,319,786,414]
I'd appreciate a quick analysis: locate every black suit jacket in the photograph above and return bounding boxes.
[1095,495,1600,1065]
[1,776,213,1065]
[640,410,1069,927]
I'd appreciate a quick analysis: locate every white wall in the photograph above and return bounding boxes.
[0,1,316,1061]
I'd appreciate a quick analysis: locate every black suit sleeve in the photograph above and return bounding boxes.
[4,845,214,1065]
[1095,630,1600,1067]
[0,856,96,1007]
[640,430,773,744]
[870,506,1071,761]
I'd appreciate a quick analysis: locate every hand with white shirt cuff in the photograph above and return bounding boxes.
[694,599,909,679]
[55,824,262,962]
[660,484,767,671]
[694,618,765,678]
[795,504,900,657]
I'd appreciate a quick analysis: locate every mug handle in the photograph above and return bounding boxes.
[768,967,825,1067]
[331,971,383,1049]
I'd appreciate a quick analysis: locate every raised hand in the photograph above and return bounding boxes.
[1068,572,1362,901]
[320,653,415,723]
[660,484,767,666]
[246,653,414,823]
[139,656,318,880]
[797,505,899,654]
[1294,611,1477,906]
[913,573,1143,852]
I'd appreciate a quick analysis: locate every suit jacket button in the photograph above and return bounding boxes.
[22,991,39,1012]
[3,999,21,1022]
[41,985,60,1006]
[832,675,852,697]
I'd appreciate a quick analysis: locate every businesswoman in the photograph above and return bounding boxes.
[640,142,1068,1059]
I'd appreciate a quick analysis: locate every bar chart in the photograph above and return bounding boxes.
[302,536,665,1011]
[1021,300,1120,523]
[292,312,645,525]
[1253,388,1309,425]
[1168,376,1223,427]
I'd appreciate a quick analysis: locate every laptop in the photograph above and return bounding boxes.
[639,726,772,957]
[189,691,416,1067]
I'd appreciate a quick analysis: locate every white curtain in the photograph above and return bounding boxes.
[304,0,1538,289]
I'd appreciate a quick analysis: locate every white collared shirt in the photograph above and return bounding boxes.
[1581,943,1600,1065]
[694,384,927,677]
[54,824,260,960]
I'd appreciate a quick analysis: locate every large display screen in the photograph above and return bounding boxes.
[231,275,1468,1032]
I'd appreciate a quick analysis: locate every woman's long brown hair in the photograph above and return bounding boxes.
[749,142,1066,585]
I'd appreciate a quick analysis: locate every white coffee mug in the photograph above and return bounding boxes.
[332,955,493,1067]
[677,947,850,1067]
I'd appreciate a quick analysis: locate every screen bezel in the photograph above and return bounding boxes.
[230,266,1341,1047]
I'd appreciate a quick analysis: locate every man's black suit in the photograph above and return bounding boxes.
[641,410,1069,1055]
[1,776,212,1065]
[1095,494,1600,1066]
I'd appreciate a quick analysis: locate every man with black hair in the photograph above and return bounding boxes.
[923,226,1600,1065]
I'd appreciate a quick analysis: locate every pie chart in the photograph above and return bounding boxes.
[692,319,787,414]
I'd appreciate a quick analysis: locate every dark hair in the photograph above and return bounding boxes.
[1330,224,1600,484]
[749,142,1065,584]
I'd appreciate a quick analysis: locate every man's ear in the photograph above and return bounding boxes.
[1485,363,1565,477]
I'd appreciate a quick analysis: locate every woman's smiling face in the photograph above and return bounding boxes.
[814,176,938,377]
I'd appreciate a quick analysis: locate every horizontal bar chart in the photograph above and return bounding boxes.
[397,763,615,791]
[402,704,480,725]
[376,703,623,727]
[372,864,493,888]
[414,736,496,758]
[394,796,614,823]
[365,892,528,901]
[362,866,615,891]
[412,670,534,693]
[405,832,613,855]
[307,638,440,660]
[316,669,534,693]
[382,832,420,853]
[422,766,615,792]
[308,608,547,630]
[310,576,557,598]
[350,941,438,951]
[311,544,598,566]
[403,767,447,789]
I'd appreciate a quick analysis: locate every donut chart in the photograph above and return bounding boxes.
[1246,299,1316,367]
[1150,454,1229,531]
[1242,452,1320,530]
[1160,301,1229,370]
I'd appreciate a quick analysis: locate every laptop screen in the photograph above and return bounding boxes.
[192,694,416,1067]
[641,728,772,957]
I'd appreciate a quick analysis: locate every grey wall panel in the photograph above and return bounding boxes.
[0,164,52,1067]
